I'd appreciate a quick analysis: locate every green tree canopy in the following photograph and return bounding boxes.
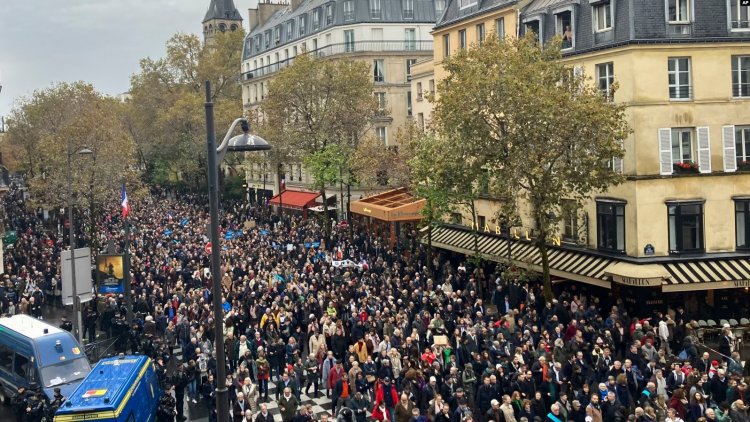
[433,34,630,299]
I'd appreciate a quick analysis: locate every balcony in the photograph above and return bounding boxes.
[242,40,434,81]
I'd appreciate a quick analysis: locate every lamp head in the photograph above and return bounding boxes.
[226,131,271,152]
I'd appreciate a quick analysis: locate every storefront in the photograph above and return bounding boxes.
[268,189,321,218]
[350,188,425,248]
[426,225,750,318]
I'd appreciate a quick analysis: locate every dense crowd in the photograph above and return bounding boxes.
[0,186,748,422]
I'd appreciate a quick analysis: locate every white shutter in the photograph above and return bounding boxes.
[659,128,673,175]
[697,126,711,174]
[723,125,737,172]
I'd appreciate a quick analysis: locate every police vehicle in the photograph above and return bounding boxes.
[0,314,91,403]
[54,355,161,422]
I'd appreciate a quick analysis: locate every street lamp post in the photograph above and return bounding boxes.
[204,81,271,422]
[66,144,92,344]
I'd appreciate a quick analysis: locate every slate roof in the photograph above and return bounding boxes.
[244,0,439,59]
[204,0,243,23]
[435,0,516,29]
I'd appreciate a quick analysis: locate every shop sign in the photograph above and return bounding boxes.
[733,280,750,288]
[612,275,662,287]
[470,223,562,246]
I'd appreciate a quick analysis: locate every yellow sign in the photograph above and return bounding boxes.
[470,223,561,246]
[362,207,372,214]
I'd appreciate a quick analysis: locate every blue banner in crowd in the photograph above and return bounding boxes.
[260,230,269,236]
[225,230,235,240]
[180,218,189,227]
[163,229,173,237]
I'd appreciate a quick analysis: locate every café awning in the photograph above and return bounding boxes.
[604,262,670,287]
[350,188,425,222]
[426,226,614,289]
[268,189,320,210]
[661,259,750,291]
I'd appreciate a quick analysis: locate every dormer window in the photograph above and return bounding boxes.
[555,10,573,50]
[370,0,381,19]
[299,15,306,36]
[730,0,750,30]
[287,21,294,39]
[667,0,690,23]
[458,0,477,8]
[524,19,542,44]
[592,1,612,32]
[274,27,281,44]
[326,3,335,24]
[403,0,414,19]
[313,9,321,30]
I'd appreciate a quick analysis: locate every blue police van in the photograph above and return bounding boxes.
[0,314,91,403]
[54,355,161,422]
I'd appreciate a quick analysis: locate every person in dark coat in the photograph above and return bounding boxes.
[349,392,370,422]
[254,403,275,422]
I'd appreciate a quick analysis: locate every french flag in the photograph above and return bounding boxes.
[121,182,130,219]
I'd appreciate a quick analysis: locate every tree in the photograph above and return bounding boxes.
[259,54,378,235]
[125,30,245,186]
[433,34,629,300]
[4,82,140,248]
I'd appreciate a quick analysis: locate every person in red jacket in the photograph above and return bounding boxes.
[375,377,399,422]
[328,361,346,394]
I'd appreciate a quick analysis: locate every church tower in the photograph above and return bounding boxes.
[203,0,243,45]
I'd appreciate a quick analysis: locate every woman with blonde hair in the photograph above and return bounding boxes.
[389,348,403,380]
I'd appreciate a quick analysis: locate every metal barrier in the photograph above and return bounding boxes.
[84,336,119,363]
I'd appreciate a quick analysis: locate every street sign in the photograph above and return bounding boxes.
[205,242,212,254]
[61,248,93,305]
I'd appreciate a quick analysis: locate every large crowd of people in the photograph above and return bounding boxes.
[0,186,747,422]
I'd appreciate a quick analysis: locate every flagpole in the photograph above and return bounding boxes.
[122,183,133,324]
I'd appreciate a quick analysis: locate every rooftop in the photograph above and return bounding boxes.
[203,0,243,23]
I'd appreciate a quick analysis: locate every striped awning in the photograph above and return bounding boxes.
[662,259,750,291]
[425,226,614,288]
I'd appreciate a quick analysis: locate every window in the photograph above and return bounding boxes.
[596,62,614,100]
[562,200,578,242]
[407,91,413,116]
[405,29,416,50]
[458,0,477,9]
[0,345,12,373]
[344,30,355,52]
[556,11,573,49]
[375,92,387,112]
[298,15,306,36]
[326,4,335,24]
[373,59,385,83]
[429,79,435,94]
[418,113,425,131]
[670,128,694,164]
[264,32,270,48]
[736,126,750,166]
[667,0,691,23]
[495,18,505,38]
[274,27,281,44]
[435,0,446,15]
[736,200,750,248]
[343,0,354,21]
[376,126,387,144]
[406,58,417,81]
[416,82,423,100]
[286,21,294,39]
[596,201,625,252]
[370,0,381,19]
[442,34,450,58]
[313,9,321,30]
[668,57,691,100]
[476,24,485,44]
[458,29,467,50]
[312,38,318,51]
[668,202,704,253]
[13,354,28,380]
[525,20,541,43]
[403,0,414,19]
[731,0,750,29]
[593,2,613,31]
[732,56,750,97]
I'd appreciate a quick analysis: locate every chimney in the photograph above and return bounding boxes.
[291,0,303,11]
[258,1,288,28]
[248,7,260,32]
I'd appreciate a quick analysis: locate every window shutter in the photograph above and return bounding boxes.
[659,128,673,175]
[697,126,711,174]
[723,125,737,172]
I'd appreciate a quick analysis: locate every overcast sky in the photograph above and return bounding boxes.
[0,0,254,117]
